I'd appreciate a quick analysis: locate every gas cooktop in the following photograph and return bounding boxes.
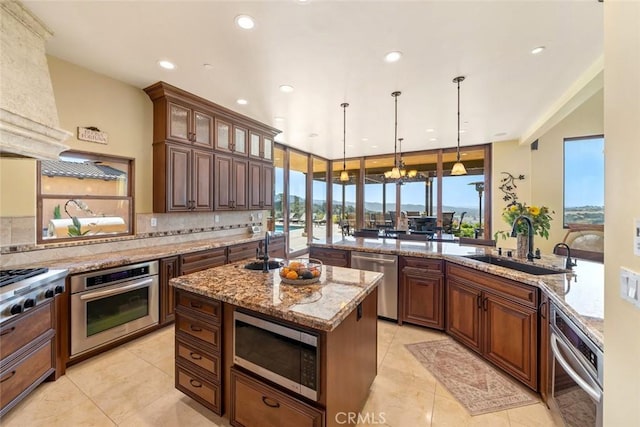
[0,268,50,288]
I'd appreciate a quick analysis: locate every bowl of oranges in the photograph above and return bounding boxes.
[279,258,323,285]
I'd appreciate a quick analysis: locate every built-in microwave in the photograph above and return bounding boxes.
[233,310,320,401]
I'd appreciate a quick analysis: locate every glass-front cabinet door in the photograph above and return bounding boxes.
[193,110,213,148]
[233,125,248,155]
[250,131,262,158]
[168,102,190,143]
[263,137,273,161]
[215,119,231,152]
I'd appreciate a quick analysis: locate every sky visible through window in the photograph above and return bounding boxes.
[564,136,604,225]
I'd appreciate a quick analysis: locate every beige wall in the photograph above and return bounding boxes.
[0,55,154,218]
[604,1,640,425]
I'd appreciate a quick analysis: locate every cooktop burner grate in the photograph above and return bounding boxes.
[0,268,50,288]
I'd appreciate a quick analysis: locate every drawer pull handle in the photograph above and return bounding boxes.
[262,396,280,408]
[190,302,202,309]
[0,370,16,383]
[189,325,203,332]
[0,326,15,337]
[189,379,202,388]
[190,352,203,360]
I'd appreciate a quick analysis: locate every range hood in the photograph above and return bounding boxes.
[0,1,70,160]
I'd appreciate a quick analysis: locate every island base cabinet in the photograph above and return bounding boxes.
[446,278,482,353]
[230,367,324,427]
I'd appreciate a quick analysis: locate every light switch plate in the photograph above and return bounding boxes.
[620,267,640,306]
[150,217,157,227]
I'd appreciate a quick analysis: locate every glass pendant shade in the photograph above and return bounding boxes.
[451,161,467,176]
[339,170,349,182]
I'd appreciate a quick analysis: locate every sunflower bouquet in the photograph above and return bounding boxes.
[495,202,554,240]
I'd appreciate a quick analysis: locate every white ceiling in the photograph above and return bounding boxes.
[24,0,603,160]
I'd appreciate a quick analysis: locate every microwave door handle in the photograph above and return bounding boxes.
[550,333,602,403]
[79,278,154,301]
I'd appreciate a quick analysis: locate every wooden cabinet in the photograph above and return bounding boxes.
[160,256,180,325]
[0,300,56,417]
[181,247,227,276]
[249,161,274,210]
[153,143,214,213]
[228,241,260,263]
[214,154,248,210]
[248,132,274,161]
[215,120,249,156]
[399,257,444,330]
[175,290,223,415]
[309,247,350,267]
[166,102,214,148]
[446,263,539,390]
[230,367,324,427]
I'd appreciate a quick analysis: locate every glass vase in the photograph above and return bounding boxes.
[516,234,529,259]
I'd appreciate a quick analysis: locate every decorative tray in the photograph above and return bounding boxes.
[279,258,323,285]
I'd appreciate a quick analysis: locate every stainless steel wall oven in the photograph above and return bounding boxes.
[70,261,159,357]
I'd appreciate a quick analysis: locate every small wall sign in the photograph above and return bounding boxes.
[77,126,108,145]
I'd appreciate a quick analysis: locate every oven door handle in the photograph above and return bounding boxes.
[79,278,154,301]
[550,333,602,403]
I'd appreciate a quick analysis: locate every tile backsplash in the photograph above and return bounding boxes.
[0,211,267,268]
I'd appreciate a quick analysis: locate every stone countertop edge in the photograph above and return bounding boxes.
[170,263,383,332]
[310,239,604,351]
[21,234,275,274]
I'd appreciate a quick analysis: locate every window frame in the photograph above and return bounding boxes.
[37,150,135,244]
[562,134,605,228]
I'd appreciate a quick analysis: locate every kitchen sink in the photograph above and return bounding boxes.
[244,260,284,271]
[463,255,567,276]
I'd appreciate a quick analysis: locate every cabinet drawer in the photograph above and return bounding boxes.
[0,301,54,362]
[176,363,221,414]
[446,263,538,308]
[401,256,443,272]
[309,247,349,268]
[230,368,323,427]
[0,337,54,411]
[176,313,220,351]
[176,290,221,322]
[176,338,220,382]
[228,242,259,263]
[181,248,227,275]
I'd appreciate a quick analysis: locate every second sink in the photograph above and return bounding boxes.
[244,260,284,271]
[464,255,566,276]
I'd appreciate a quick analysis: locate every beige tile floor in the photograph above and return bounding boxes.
[1,321,564,427]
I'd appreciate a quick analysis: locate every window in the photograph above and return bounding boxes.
[563,136,605,227]
[38,151,133,243]
[289,150,308,254]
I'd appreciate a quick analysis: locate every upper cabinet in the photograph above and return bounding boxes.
[144,82,280,213]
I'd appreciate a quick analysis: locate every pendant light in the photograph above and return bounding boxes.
[339,102,350,182]
[451,76,467,176]
[384,91,402,180]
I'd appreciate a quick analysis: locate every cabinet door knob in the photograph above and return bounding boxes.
[189,379,202,388]
[476,294,482,309]
[483,297,488,311]
[189,352,203,360]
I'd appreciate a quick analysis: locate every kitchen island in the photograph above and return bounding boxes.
[170,261,383,427]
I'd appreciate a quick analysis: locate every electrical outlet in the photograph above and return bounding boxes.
[214,215,220,223]
[258,212,263,220]
[250,214,254,222]
[150,217,157,227]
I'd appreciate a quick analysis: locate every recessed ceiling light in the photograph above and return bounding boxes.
[158,60,176,70]
[235,15,255,30]
[362,137,369,142]
[384,51,403,63]
[531,46,545,55]
[274,116,285,122]
[458,129,466,134]
[426,128,435,133]
[236,98,248,105]
[347,144,354,148]
[371,145,378,148]
[279,85,294,93]
[309,133,319,138]
[429,138,437,142]
[297,0,310,3]
[203,63,214,70]
[494,132,508,137]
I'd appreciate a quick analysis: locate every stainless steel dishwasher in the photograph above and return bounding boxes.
[351,252,398,320]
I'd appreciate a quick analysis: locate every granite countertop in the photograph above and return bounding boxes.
[170,261,383,332]
[25,234,273,275]
[311,237,604,350]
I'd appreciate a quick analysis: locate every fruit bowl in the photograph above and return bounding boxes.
[279,258,323,285]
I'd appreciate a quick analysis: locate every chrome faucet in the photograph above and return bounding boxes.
[510,215,541,261]
[553,242,577,270]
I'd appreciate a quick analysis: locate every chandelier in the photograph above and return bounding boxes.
[384,91,417,181]
[339,102,350,182]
